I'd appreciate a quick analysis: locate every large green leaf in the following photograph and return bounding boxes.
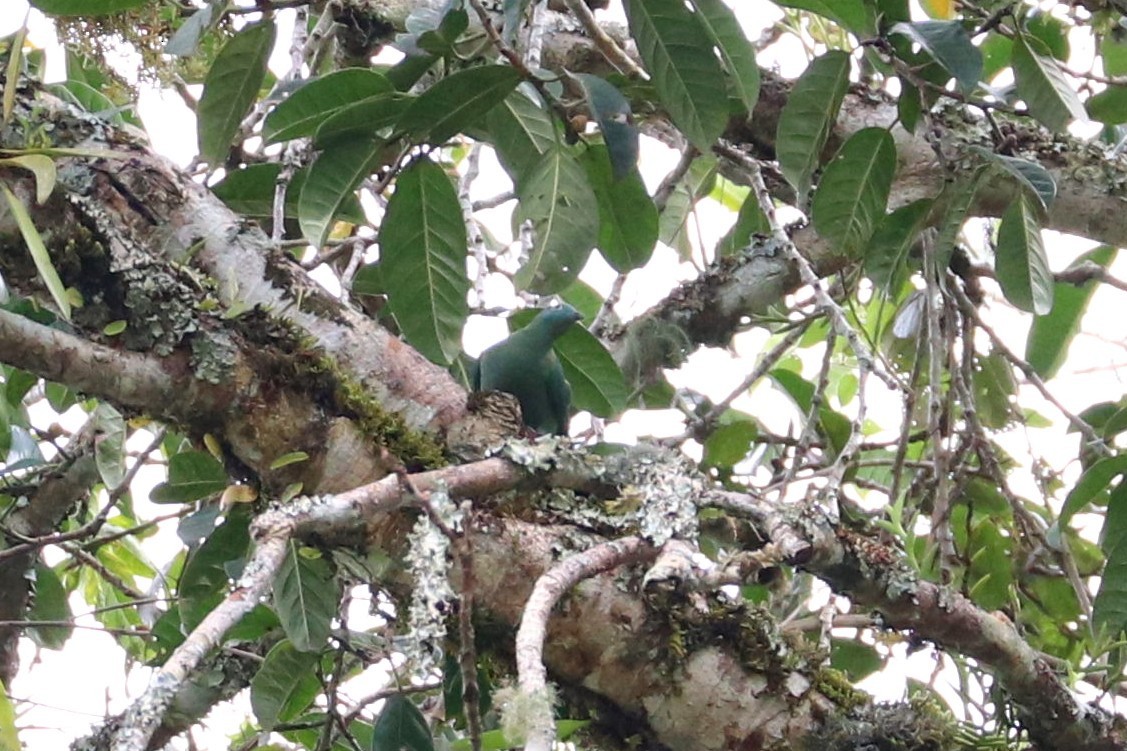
[554,324,630,418]
[512,147,599,293]
[1,185,71,320]
[298,139,386,248]
[1094,483,1127,636]
[212,163,365,223]
[863,199,931,296]
[994,194,1053,315]
[251,640,321,731]
[571,74,638,181]
[1087,86,1127,125]
[273,542,339,652]
[177,509,251,630]
[715,194,769,256]
[29,0,143,15]
[483,88,558,186]
[623,0,729,152]
[27,562,73,650]
[1012,32,1086,132]
[371,695,435,751]
[0,688,18,751]
[1055,455,1127,541]
[197,22,275,165]
[690,0,760,115]
[378,157,470,365]
[774,0,876,35]
[891,20,982,95]
[149,450,228,504]
[971,147,1057,210]
[398,65,522,144]
[263,69,393,143]
[93,403,127,489]
[776,50,850,204]
[313,93,414,148]
[579,146,657,273]
[1026,245,1116,380]
[811,127,896,257]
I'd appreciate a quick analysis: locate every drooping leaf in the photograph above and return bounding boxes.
[553,323,630,418]
[377,157,469,365]
[415,8,470,56]
[690,0,760,115]
[1026,245,1117,379]
[197,22,276,165]
[177,508,251,630]
[830,639,883,681]
[0,155,56,204]
[371,695,435,751]
[165,2,219,57]
[263,69,394,143]
[313,93,414,148]
[273,542,339,652]
[512,147,599,293]
[776,50,851,204]
[774,0,876,35]
[93,403,127,489]
[1094,483,1127,636]
[811,127,897,257]
[298,138,386,248]
[1055,455,1127,541]
[29,0,144,15]
[1024,11,1069,62]
[972,348,1018,430]
[932,168,985,268]
[715,194,769,256]
[971,147,1057,210]
[579,146,657,272]
[398,65,522,144]
[1,185,71,320]
[251,640,321,731]
[891,20,982,95]
[623,0,729,152]
[1087,86,1127,125]
[483,88,559,186]
[150,450,228,504]
[863,198,932,295]
[994,194,1053,315]
[1012,32,1087,132]
[27,562,73,650]
[571,73,638,181]
[212,163,365,224]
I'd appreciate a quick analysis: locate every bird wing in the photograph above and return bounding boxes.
[544,351,572,435]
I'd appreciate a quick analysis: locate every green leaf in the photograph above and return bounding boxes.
[1012,32,1086,132]
[1,185,71,320]
[251,640,321,731]
[994,194,1053,315]
[1023,11,1069,61]
[624,0,729,152]
[1026,245,1115,380]
[165,2,219,57]
[774,0,876,35]
[1103,35,1127,77]
[371,695,435,751]
[1094,482,1127,636]
[378,157,470,365]
[690,0,760,115]
[554,324,629,418]
[571,74,638,181]
[980,33,1013,82]
[972,147,1057,210]
[298,139,386,248]
[0,155,57,204]
[830,639,882,681]
[213,164,364,224]
[863,199,931,295]
[776,50,850,204]
[274,542,339,652]
[512,147,599,293]
[313,93,414,148]
[703,416,759,468]
[972,348,1017,430]
[264,69,394,143]
[150,450,228,504]
[932,169,985,269]
[579,146,657,272]
[812,128,896,257]
[29,0,144,15]
[197,22,275,165]
[1056,455,1127,538]
[716,194,769,256]
[27,562,73,650]
[891,20,982,95]
[398,65,522,144]
[0,688,18,751]
[270,451,309,470]
[178,509,251,630]
[484,88,559,186]
[93,403,127,489]
[1087,86,1127,125]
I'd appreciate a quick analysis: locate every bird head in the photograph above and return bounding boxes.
[534,304,583,338]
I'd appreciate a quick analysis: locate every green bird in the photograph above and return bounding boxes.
[471,306,583,435]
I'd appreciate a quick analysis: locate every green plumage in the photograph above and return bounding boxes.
[471,306,583,435]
